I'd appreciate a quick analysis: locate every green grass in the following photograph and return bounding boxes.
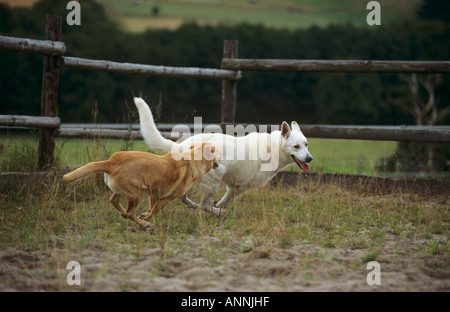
[0,134,152,171]
[288,138,397,175]
[56,137,152,167]
[97,0,423,32]
[0,134,397,175]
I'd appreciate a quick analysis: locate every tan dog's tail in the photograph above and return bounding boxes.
[63,161,110,183]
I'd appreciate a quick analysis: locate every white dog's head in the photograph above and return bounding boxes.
[281,121,313,173]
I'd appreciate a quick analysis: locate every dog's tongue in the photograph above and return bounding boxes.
[292,155,310,173]
[299,161,310,173]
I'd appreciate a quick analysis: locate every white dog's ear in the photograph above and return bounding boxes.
[281,121,291,138]
[291,121,301,132]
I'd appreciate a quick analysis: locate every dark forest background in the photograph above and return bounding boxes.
[0,0,449,127]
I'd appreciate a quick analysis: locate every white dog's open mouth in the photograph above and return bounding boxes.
[291,155,310,173]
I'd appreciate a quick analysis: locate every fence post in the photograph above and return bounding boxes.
[38,15,62,170]
[221,40,238,125]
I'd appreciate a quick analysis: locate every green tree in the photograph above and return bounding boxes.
[313,73,386,124]
[419,0,450,24]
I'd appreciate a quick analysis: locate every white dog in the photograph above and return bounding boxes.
[134,97,313,216]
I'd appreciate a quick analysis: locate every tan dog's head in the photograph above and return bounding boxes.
[189,143,221,170]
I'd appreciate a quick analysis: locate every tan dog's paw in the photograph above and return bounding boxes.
[139,211,155,222]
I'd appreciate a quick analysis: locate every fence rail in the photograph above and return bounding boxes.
[0,123,435,143]
[153,123,450,143]
[0,115,60,129]
[74,124,450,143]
[299,125,450,142]
[4,122,449,143]
[0,35,66,56]
[62,56,241,80]
[0,35,241,81]
[222,59,450,73]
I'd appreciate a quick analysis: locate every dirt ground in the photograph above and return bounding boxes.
[0,233,449,292]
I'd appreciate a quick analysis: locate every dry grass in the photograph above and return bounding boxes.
[1,171,448,254]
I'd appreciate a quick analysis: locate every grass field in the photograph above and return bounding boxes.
[0,132,397,175]
[97,0,422,31]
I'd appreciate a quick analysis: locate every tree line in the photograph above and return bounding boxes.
[0,0,449,127]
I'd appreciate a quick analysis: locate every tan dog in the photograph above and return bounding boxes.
[63,143,220,228]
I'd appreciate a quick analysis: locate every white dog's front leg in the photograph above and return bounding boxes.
[214,189,232,208]
[197,184,226,217]
[215,186,246,208]
[180,194,198,209]
[201,204,226,217]
[181,191,224,216]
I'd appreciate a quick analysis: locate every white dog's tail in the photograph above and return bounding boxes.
[134,97,177,153]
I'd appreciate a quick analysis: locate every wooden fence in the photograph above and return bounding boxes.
[0,15,242,168]
[1,15,449,169]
